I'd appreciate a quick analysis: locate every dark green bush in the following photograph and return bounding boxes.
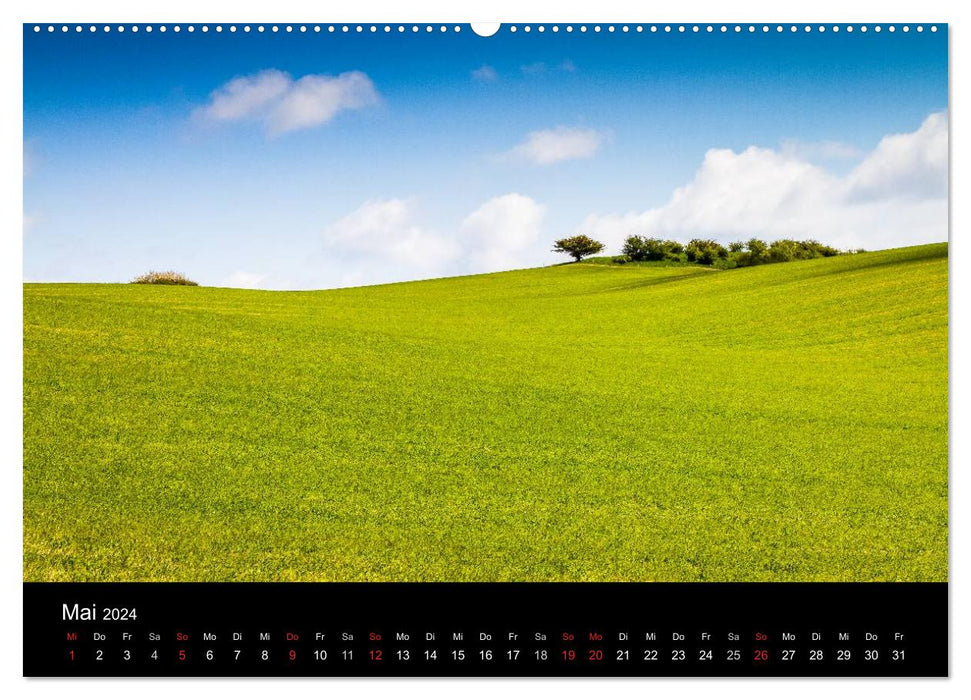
[769,239,798,263]
[623,236,686,262]
[734,238,770,267]
[622,236,651,261]
[685,239,728,266]
[801,240,841,257]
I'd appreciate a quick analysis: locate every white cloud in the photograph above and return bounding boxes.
[500,126,605,166]
[461,194,546,272]
[560,59,577,72]
[322,199,461,269]
[846,111,948,201]
[471,65,498,82]
[319,194,546,284]
[199,70,290,122]
[221,271,267,289]
[196,69,379,136]
[580,111,948,252]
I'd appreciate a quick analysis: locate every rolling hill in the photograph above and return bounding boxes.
[23,243,948,582]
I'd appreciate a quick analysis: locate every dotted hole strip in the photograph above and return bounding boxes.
[31,24,941,35]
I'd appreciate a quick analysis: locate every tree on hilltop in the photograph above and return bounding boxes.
[553,235,605,262]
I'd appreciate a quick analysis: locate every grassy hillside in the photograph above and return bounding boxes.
[23,243,948,582]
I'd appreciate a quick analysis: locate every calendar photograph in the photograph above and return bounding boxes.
[23,23,947,594]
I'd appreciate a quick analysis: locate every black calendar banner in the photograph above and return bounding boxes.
[24,582,947,677]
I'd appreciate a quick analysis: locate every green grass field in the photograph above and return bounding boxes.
[23,243,948,582]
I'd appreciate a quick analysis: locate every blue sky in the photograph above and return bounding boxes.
[24,24,948,289]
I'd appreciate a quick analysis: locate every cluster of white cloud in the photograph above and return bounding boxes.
[581,111,948,252]
[196,69,379,136]
[318,194,546,281]
[845,111,948,202]
[461,194,546,272]
[322,198,462,270]
[471,65,498,82]
[499,126,605,166]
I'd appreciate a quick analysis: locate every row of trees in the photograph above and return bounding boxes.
[621,236,844,267]
[553,235,850,268]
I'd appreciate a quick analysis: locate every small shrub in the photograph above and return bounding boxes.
[131,271,198,286]
[612,255,632,265]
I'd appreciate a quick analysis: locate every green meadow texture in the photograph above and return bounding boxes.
[23,243,948,582]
